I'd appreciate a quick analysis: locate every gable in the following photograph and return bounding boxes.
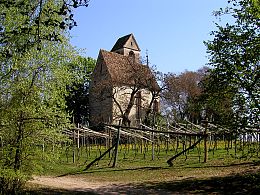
[111,34,140,52]
[124,35,140,51]
[90,51,112,86]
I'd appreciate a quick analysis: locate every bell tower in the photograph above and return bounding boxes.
[111,34,141,63]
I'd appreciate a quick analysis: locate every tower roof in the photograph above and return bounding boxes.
[111,34,141,52]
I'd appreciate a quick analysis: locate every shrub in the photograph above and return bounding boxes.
[0,169,28,195]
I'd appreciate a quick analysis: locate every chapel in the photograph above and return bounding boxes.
[89,34,160,126]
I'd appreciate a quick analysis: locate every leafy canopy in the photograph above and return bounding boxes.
[0,0,89,193]
[204,0,259,129]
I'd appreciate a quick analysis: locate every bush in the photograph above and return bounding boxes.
[0,169,28,195]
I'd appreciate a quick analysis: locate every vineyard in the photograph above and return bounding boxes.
[49,121,260,171]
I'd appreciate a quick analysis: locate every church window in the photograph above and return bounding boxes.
[129,51,135,57]
[129,51,135,63]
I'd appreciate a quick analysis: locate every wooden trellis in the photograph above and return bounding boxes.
[61,120,260,169]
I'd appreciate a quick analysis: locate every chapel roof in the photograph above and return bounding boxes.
[98,49,159,91]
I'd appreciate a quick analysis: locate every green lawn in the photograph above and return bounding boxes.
[34,140,260,179]
[24,140,260,194]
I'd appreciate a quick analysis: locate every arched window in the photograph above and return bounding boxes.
[129,51,135,57]
[129,51,135,63]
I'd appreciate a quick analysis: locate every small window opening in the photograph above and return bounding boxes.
[129,51,135,63]
[129,51,135,57]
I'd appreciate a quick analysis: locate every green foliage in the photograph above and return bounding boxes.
[0,0,89,56]
[0,1,88,193]
[0,40,78,192]
[66,56,96,125]
[0,169,28,194]
[198,77,235,127]
[204,0,260,130]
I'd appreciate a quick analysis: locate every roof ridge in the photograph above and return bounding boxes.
[111,34,132,52]
[101,49,146,65]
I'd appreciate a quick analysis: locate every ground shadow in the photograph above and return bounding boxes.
[183,161,258,169]
[140,169,260,194]
[24,183,171,195]
[58,166,168,177]
[25,168,260,195]
[23,187,98,195]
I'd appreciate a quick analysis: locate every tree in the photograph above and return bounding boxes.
[0,0,89,57]
[198,76,235,127]
[0,41,78,194]
[204,0,259,130]
[0,0,87,193]
[143,67,163,126]
[66,56,96,125]
[162,68,207,123]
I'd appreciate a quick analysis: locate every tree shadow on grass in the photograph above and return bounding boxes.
[59,161,259,177]
[142,170,260,194]
[25,162,260,194]
[87,161,252,173]
[58,166,168,177]
[24,187,98,195]
[184,161,258,169]
[24,171,260,195]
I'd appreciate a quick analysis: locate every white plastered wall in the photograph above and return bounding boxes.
[112,86,154,126]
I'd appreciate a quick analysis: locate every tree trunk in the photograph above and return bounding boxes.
[144,96,154,125]
[14,120,23,171]
[122,90,137,126]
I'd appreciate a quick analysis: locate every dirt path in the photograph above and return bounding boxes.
[27,164,260,194]
[28,175,173,194]
[30,175,110,190]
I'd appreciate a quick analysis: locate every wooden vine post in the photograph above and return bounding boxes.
[112,120,121,168]
[203,118,208,163]
[167,136,204,166]
[84,142,118,171]
[152,131,155,160]
[77,124,80,149]
[73,129,76,163]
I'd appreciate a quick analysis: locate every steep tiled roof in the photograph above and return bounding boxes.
[99,50,160,91]
[111,34,132,52]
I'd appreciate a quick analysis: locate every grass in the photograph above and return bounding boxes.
[143,169,260,194]
[34,140,260,175]
[24,140,260,194]
[25,160,260,194]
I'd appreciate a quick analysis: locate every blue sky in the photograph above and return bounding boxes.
[70,0,230,74]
